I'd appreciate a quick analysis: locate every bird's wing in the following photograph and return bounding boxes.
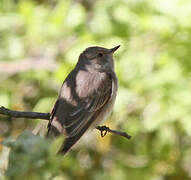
[62,70,112,137]
[47,70,113,154]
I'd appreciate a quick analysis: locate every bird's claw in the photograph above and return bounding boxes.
[96,125,109,137]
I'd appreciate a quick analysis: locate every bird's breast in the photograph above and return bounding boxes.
[91,72,118,128]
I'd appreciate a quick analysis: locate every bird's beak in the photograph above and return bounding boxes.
[109,45,120,54]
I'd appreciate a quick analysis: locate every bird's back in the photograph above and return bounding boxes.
[47,67,116,154]
[47,45,119,154]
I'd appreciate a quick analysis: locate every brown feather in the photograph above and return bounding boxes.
[47,45,119,155]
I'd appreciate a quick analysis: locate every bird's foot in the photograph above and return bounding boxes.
[96,125,110,137]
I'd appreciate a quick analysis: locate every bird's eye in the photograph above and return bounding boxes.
[97,53,103,58]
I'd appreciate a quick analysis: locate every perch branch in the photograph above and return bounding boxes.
[0,106,50,120]
[96,125,131,139]
[0,106,131,140]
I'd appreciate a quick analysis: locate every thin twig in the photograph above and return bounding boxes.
[96,125,131,139]
[0,106,50,120]
[0,106,131,140]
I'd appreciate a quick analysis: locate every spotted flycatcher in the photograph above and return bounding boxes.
[47,45,120,154]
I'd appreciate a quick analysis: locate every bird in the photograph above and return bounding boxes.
[47,45,120,155]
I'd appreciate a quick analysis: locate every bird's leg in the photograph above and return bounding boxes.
[96,125,110,137]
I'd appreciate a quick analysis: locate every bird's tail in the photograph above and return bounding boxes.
[58,116,95,155]
[58,135,80,155]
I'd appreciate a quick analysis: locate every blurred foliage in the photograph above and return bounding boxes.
[1,0,191,179]
[2,131,65,180]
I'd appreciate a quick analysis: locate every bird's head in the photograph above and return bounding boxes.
[77,45,120,71]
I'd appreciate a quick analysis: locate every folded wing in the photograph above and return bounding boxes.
[47,70,113,154]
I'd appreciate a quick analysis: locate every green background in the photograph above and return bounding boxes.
[1,0,191,179]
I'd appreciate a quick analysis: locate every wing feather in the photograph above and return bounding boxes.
[48,69,113,153]
[65,71,112,137]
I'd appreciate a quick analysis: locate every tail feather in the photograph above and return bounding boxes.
[58,114,95,155]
